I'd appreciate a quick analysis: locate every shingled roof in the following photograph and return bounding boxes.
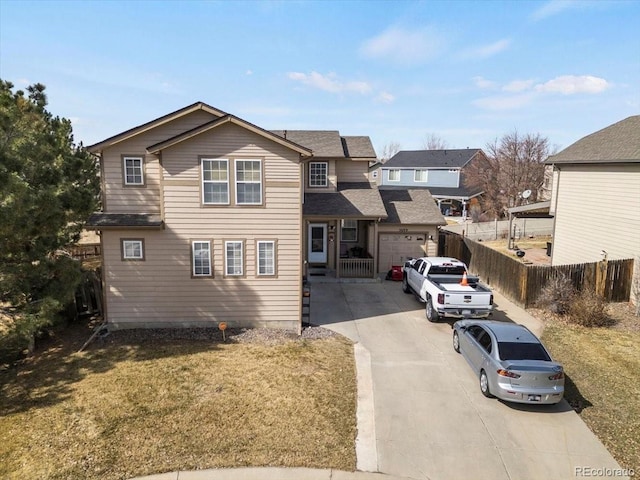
[86,213,164,229]
[303,182,387,218]
[341,136,377,158]
[384,149,483,169]
[546,115,640,164]
[379,189,446,225]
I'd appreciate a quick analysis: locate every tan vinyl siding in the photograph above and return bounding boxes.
[101,110,216,213]
[304,158,337,192]
[551,164,640,266]
[102,122,303,330]
[336,159,370,182]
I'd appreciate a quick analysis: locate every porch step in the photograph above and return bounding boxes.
[308,267,329,276]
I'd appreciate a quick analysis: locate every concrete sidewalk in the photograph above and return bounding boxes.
[132,468,414,480]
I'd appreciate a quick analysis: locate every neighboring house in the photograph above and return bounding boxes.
[86,102,445,331]
[379,149,486,218]
[545,115,640,272]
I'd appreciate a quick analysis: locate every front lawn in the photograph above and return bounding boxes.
[0,324,357,480]
[540,308,640,471]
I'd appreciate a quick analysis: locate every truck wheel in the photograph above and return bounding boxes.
[402,275,411,294]
[425,296,439,322]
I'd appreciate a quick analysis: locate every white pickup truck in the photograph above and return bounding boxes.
[402,257,493,322]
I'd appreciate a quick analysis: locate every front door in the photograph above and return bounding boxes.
[308,223,327,264]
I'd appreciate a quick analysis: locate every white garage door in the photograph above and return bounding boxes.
[378,233,427,273]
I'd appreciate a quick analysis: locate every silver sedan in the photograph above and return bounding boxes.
[452,320,564,404]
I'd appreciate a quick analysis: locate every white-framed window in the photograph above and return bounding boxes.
[257,240,276,276]
[202,158,229,205]
[341,219,358,242]
[122,239,144,260]
[388,169,400,182]
[192,241,212,277]
[225,241,244,276]
[123,156,144,185]
[235,160,262,205]
[414,169,428,182]
[309,162,328,187]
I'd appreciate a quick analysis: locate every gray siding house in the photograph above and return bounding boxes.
[376,149,486,218]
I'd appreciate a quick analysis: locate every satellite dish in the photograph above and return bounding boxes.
[521,189,532,199]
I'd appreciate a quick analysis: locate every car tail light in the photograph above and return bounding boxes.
[497,369,521,379]
[489,294,493,305]
[548,372,564,380]
[437,293,444,304]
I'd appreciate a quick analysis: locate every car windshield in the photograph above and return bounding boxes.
[498,342,551,361]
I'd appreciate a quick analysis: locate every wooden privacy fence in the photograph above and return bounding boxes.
[440,232,634,307]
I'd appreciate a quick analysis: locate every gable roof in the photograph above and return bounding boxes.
[384,149,483,169]
[146,115,312,156]
[546,115,640,164]
[87,102,226,153]
[342,136,377,159]
[303,182,387,218]
[271,130,345,157]
[380,189,446,225]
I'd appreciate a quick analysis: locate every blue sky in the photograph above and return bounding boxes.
[1,0,639,154]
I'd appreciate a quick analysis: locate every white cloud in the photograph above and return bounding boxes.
[534,75,609,94]
[375,91,396,104]
[473,76,498,90]
[503,79,536,92]
[458,39,511,60]
[246,70,253,76]
[531,0,600,21]
[287,71,373,95]
[360,25,447,65]
[472,93,535,111]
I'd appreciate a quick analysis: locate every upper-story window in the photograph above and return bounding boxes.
[309,162,328,187]
[414,170,428,182]
[123,156,144,186]
[388,169,400,182]
[202,159,229,205]
[236,160,262,205]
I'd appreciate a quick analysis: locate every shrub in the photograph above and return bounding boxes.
[568,289,613,327]
[537,272,576,315]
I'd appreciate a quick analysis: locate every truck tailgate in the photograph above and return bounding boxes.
[439,285,492,307]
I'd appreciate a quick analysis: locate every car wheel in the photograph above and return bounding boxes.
[402,275,411,293]
[426,296,439,322]
[480,370,494,398]
[453,331,460,353]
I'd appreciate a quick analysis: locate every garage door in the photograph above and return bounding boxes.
[378,233,426,273]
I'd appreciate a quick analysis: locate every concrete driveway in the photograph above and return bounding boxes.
[310,280,626,480]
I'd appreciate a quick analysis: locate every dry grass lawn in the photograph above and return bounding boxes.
[540,305,640,471]
[0,323,356,480]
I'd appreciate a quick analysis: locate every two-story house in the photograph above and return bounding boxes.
[374,149,486,218]
[86,102,444,331]
[545,115,640,275]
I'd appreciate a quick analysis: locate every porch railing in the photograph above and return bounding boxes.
[339,258,374,278]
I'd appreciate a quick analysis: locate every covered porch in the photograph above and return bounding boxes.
[304,182,388,279]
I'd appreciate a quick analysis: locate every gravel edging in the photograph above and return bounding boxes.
[98,325,343,347]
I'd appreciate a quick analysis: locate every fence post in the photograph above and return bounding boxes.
[596,259,607,297]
